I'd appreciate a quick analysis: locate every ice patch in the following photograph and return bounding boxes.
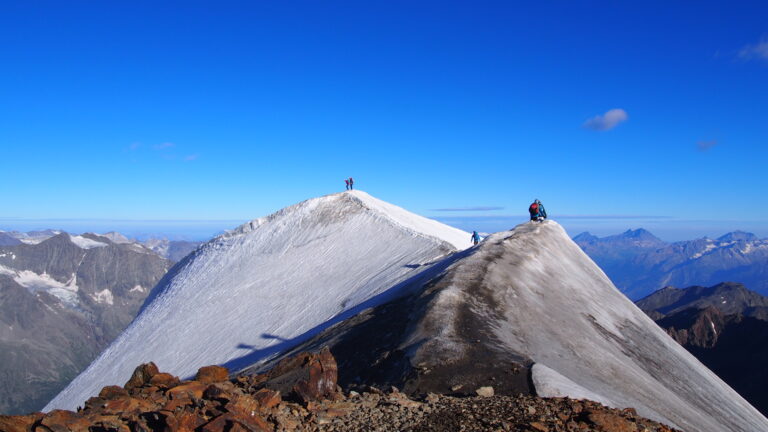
[100,232,132,244]
[13,271,79,307]
[14,231,61,244]
[92,289,114,305]
[691,243,717,259]
[0,264,15,276]
[130,285,145,293]
[69,235,108,249]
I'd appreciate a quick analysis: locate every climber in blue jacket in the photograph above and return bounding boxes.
[471,231,481,245]
[529,199,547,222]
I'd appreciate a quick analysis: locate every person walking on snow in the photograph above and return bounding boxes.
[349,177,354,190]
[529,199,547,222]
[344,179,350,190]
[471,231,481,245]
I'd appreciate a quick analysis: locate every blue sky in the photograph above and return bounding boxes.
[1,1,766,240]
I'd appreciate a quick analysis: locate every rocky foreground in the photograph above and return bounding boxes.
[0,348,679,432]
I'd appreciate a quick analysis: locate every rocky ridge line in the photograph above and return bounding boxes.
[0,348,680,432]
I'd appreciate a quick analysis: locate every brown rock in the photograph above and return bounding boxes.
[230,414,271,432]
[228,422,250,432]
[586,410,638,432]
[102,397,157,417]
[201,413,269,432]
[622,407,638,417]
[202,384,231,403]
[0,413,43,432]
[39,410,91,432]
[88,415,131,432]
[252,389,281,410]
[139,410,178,432]
[145,389,167,405]
[99,386,130,400]
[275,414,301,432]
[292,347,339,403]
[150,373,181,389]
[530,422,549,432]
[82,396,106,413]
[200,414,230,432]
[167,381,208,400]
[163,396,194,412]
[175,410,206,432]
[124,363,160,390]
[195,365,229,384]
[227,394,261,418]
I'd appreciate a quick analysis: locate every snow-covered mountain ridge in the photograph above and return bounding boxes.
[47,190,470,410]
[247,220,768,432]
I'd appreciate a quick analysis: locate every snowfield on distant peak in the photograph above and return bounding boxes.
[68,234,109,249]
[47,191,470,411]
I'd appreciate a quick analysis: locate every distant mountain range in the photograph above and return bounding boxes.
[0,230,181,414]
[574,229,768,299]
[0,230,203,263]
[637,282,768,416]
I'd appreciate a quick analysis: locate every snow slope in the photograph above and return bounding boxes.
[257,220,768,432]
[46,190,469,410]
[435,222,768,431]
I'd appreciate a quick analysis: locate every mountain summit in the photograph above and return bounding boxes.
[46,191,469,411]
[247,220,768,432]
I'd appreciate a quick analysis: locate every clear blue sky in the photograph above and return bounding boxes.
[1,1,766,240]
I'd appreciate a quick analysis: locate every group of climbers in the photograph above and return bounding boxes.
[340,179,547,247]
[468,199,546,246]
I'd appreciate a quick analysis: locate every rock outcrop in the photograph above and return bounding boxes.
[0,349,680,432]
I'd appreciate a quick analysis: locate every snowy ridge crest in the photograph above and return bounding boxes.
[46,190,469,411]
[221,190,468,250]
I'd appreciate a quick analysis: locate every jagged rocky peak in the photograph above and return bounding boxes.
[46,190,469,411]
[620,228,664,243]
[717,230,759,242]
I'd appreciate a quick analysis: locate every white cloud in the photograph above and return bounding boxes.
[739,38,768,61]
[583,108,628,131]
[184,154,199,161]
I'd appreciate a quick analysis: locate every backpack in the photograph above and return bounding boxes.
[529,202,539,215]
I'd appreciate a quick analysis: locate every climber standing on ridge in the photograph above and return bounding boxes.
[471,231,481,245]
[349,177,354,190]
[529,199,547,222]
[344,178,350,190]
